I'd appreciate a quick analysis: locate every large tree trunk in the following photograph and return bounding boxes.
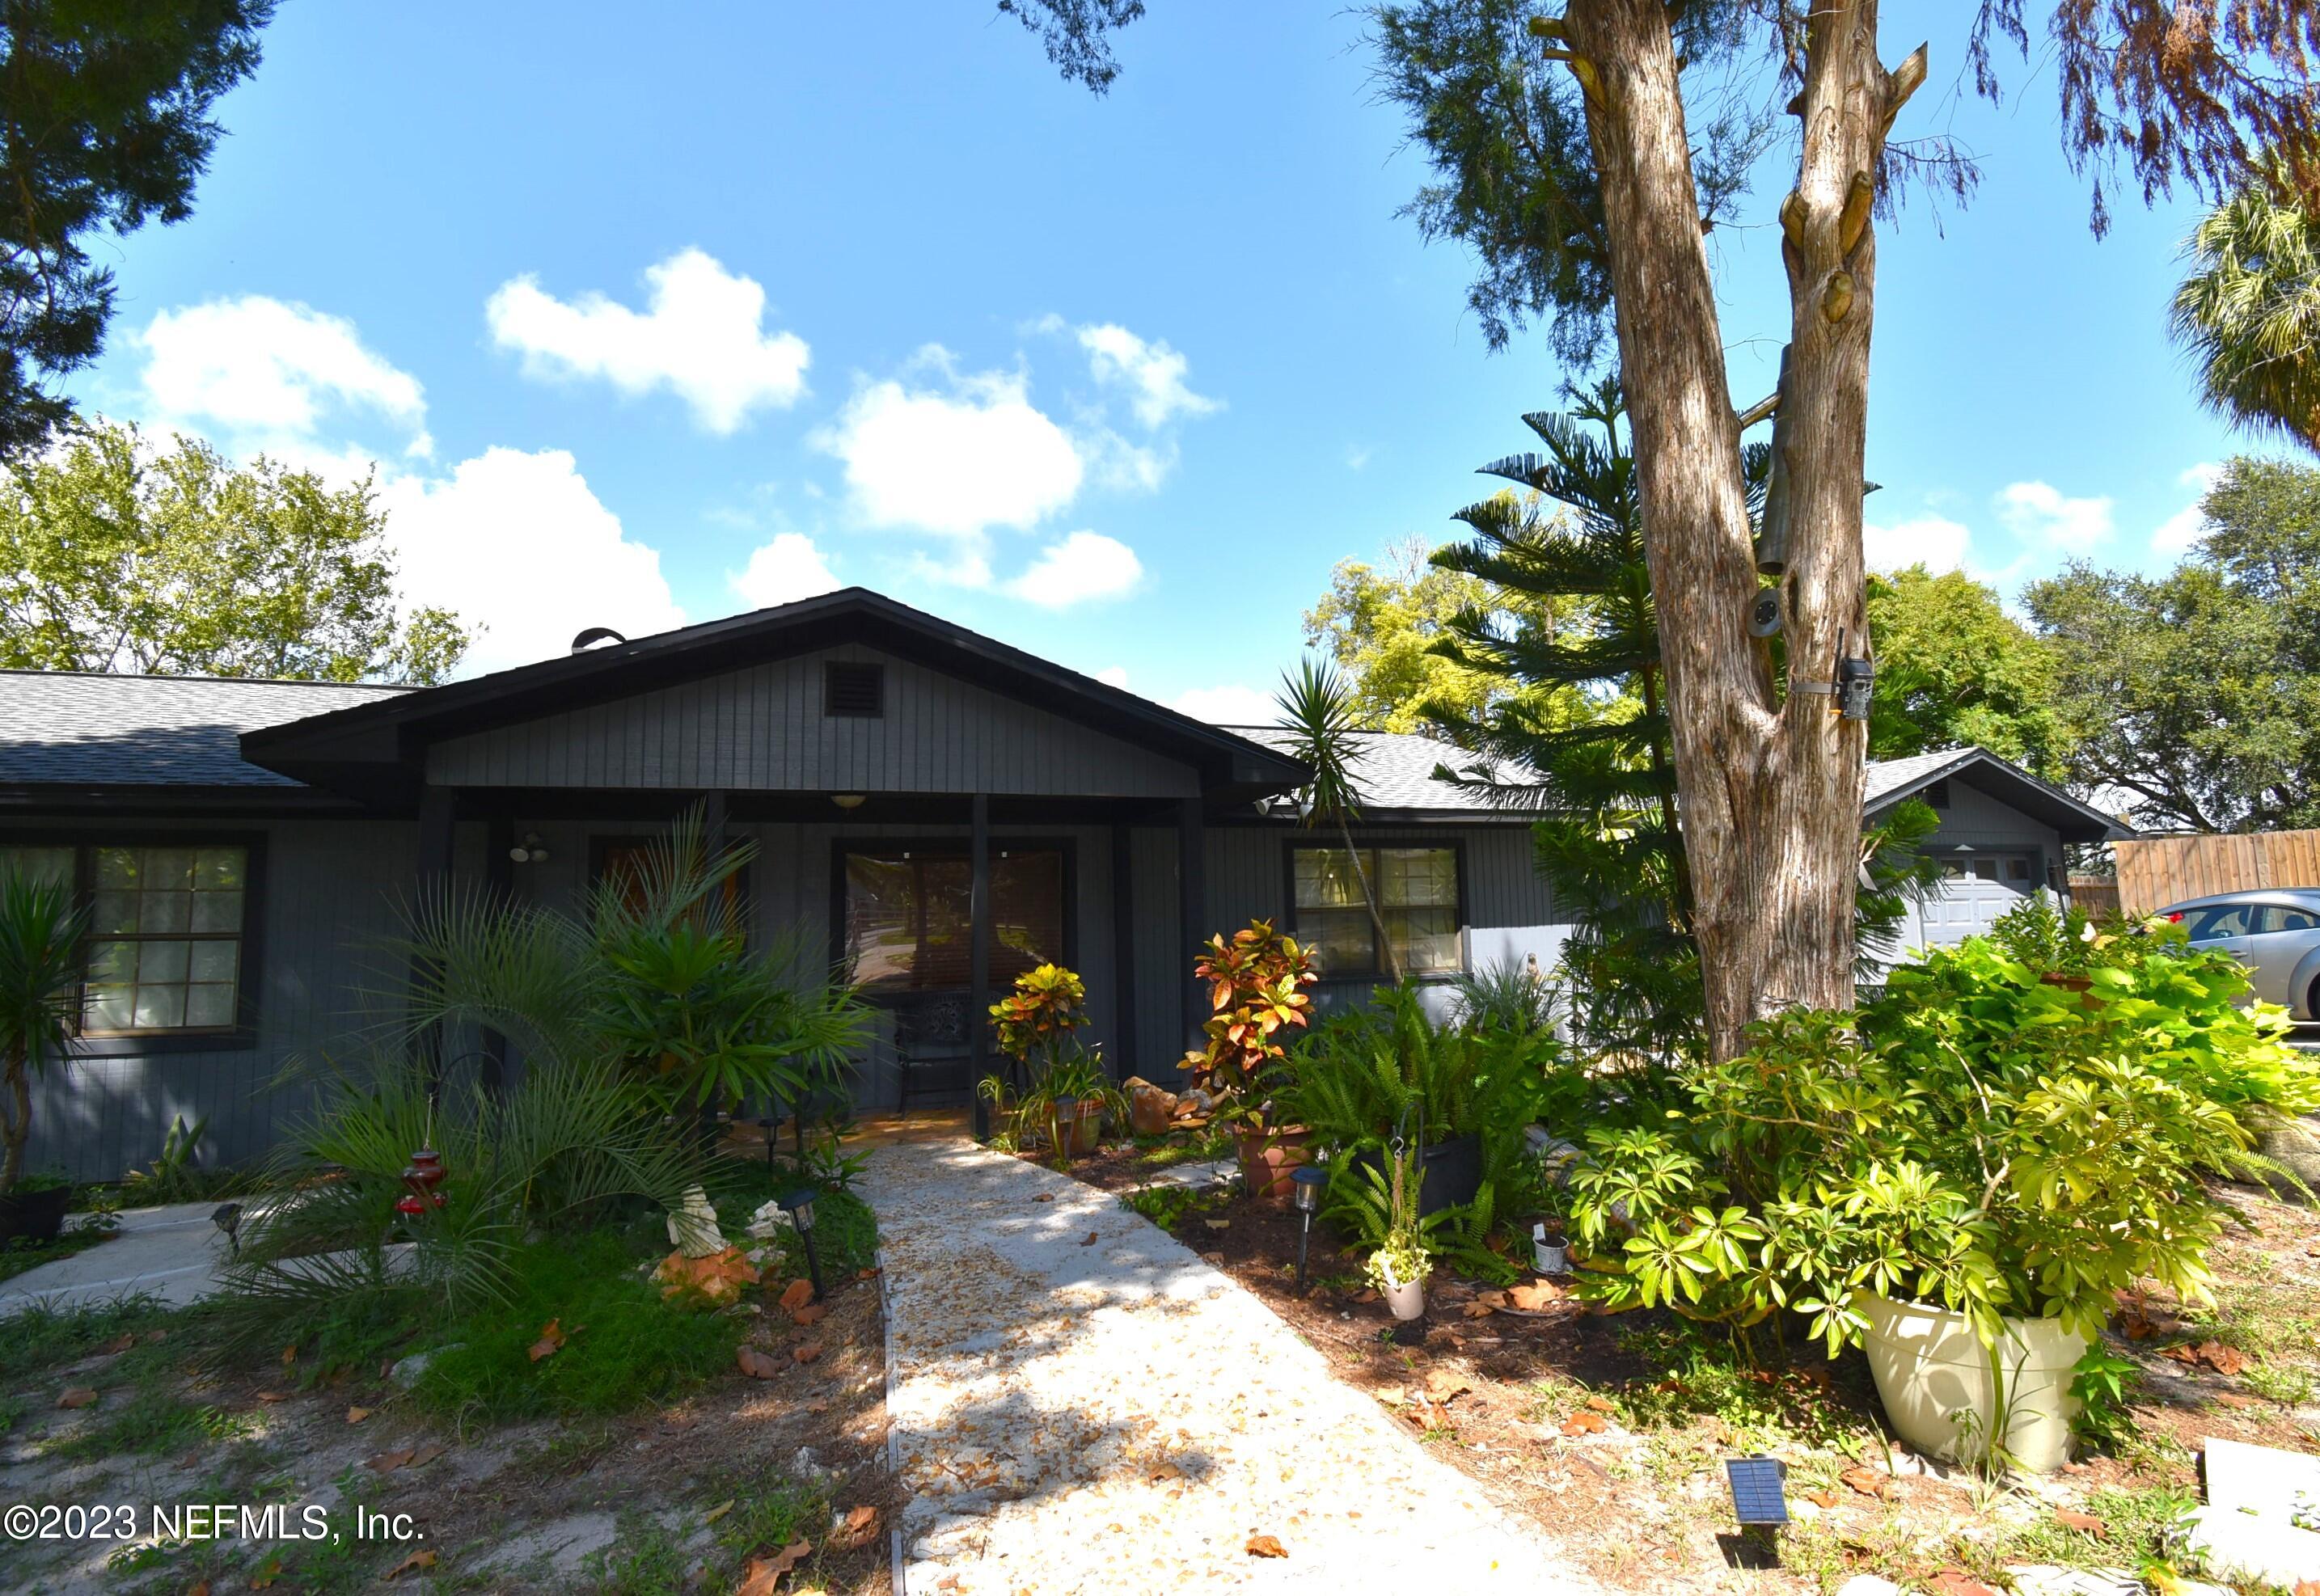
[1561,0,1904,1060]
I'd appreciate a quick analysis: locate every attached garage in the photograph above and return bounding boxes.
[1863,749,2131,954]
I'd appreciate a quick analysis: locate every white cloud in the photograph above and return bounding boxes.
[1093,665,1130,689]
[486,248,809,433]
[137,296,429,455]
[730,532,841,610]
[1995,480,2114,552]
[1001,530,1143,607]
[2151,462,2223,554]
[378,447,685,675]
[817,350,1083,537]
[1172,684,1276,724]
[1076,323,1219,429]
[1864,513,1973,575]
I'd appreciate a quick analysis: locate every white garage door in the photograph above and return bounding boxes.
[1918,853,2039,946]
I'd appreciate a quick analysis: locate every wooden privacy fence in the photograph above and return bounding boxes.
[2112,829,2320,914]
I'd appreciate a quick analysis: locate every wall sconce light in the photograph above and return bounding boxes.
[509,833,551,864]
[830,793,867,811]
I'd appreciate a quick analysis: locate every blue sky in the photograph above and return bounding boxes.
[66,1,2245,710]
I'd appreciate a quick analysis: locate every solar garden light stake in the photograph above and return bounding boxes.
[782,1188,824,1301]
[1290,1165,1327,1291]
[1724,1454,1790,1560]
[1052,1094,1078,1159]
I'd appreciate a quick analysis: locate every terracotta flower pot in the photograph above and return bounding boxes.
[1236,1125,1312,1205]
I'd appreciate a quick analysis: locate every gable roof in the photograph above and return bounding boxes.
[0,671,410,796]
[1864,745,2130,843]
[240,589,1308,805]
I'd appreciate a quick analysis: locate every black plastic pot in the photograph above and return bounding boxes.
[1354,1132,1485,1218]
[0,1184,70,1244]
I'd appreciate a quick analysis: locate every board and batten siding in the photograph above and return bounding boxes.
[23,817,419,1182]
[424,644,1201,798]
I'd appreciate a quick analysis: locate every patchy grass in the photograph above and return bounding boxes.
[6,1290,181,1373]
[0,1223,114,1285]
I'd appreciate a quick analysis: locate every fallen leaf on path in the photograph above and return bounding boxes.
[2053,1508,2105,1535]
[1080,1231,1099,1246]
[777,1277,815,1315]
[248,1556,282,1589]
[408,1441,446,1467]
[1462,1301,1496,1319]
[1245,1535,1288,1558]
[734,1539,812,1596]
[1508,1280,1561,1311]
[1559,1411,1604,1436]
[737,1347,782,1379]
[344,1406,370,1425]
[855,1266,879,1279]
[830,1504,880,1552]
[56,1387,97,1409]
[1422,1369,1468,1404]
[254,1391,286,1404]
[792,1342,824,1364]
[1032,1193,1054,1203]
[1583,1395,1616,1413]
[703,1499,735,1525]
[2214,1391,2261,1409]
[188,1582,212,1596]
[1839,1466,1891,1500]
[281,1344,297,1367]
[792,1302,827,1327]
[384,1549,437,1579]
[1199,1251,1224,1265]
[1803,1488,1840,1509]
[527,1318,566,1362]
[366,1447,416,1473]
[99,1332,136,1355]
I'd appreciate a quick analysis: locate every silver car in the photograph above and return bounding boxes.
[2157,889,2320,1020]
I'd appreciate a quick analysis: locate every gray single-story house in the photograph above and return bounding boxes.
[0,589,2122,1180]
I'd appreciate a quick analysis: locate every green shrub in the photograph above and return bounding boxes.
[411,1231,743,1422]
[1565,921,2319,1359]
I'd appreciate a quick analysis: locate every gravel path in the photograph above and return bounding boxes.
[862,1135,1597,1594]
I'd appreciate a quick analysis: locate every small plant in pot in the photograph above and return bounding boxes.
[0,868,88,1244]
[1178,921,1316,1202]
[1530,1189,1570,1275]
[983,964,1122,1159]
[1359,1139,1432,1323]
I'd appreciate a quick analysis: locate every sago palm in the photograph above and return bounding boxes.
[2172,178,2320,456]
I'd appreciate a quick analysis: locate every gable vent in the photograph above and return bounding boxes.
[823,661,885,719]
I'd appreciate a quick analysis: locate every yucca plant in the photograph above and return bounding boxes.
[0,870,88,1193]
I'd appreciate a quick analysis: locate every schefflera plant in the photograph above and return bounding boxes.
[1563,919,2316,1362]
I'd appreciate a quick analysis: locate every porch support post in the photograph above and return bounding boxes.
[1110,821,1135,1082]
[1177,796,1205,1053]
[702,789,729,858]
[969,792,991,1141]
[413,784,458,1094]
[480,813,512,1098]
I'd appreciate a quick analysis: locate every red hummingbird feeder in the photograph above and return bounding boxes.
[396,1147,447,1217]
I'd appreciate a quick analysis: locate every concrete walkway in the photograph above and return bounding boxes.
[0,1201,230,1315]
[862,1135,1594,1594]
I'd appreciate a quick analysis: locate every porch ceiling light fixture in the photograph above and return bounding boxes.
[830,793,867,810]
[509,832,551,864]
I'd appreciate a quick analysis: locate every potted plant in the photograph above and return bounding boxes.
[1531,1189,1569,1275]
[0,868,88,1243]
[1178,921,1317,1202]
[1362,1139,1430,1322]
[984,964,1123,1158]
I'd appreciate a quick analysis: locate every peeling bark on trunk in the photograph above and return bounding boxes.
[1561,0,1900,1060]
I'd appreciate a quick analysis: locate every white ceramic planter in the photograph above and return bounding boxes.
[1379,1259,1427,1321]
[1857,1291,2087,1474]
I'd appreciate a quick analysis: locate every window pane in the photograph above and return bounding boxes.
[195,848,244,890]
[137,940,190,983]
[184,983,236,1028]
[1301,907,1376,977]
[1294,848,1368,910]
[87,986,133,1031]
[88,939,137,982]
[1390,907,1460,975]
[991,851,1063,986]
[2005,858,2031,881]
[0,847,72,887]
[146,848,196,891]
[841,850,1065,992]
[190,891,243,933]
[92,889,137,934]
[142,891,192,933]
[188,941,239,982]
[1381,848,1456,909]
[133,986,186,1030]
[1971,859,1997,881]
[95,847,139,889]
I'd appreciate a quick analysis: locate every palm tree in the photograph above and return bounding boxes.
[1274,656,1402,985]
[0,872,88,1191]
[2171,178,2320,456]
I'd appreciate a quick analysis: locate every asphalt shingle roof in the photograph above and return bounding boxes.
[1861,745,1973,808]
[1220,725,1530,813]
[0,671,411,787]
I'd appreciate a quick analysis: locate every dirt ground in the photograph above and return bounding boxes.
[2,1264,898,1595]
[1050,1133,2320,1594]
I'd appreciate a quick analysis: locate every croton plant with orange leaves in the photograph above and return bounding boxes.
[1181,920,1316,1124]
[988,962,1088,1070]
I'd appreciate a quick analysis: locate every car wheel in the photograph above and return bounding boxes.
[2308,975,2320,1024]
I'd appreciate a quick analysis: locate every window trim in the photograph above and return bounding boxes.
[1281,838,1467,982]
[0,830,265,1057]
[827,834,1078,999]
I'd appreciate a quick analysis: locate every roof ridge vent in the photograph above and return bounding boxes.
[570,627,628,654]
